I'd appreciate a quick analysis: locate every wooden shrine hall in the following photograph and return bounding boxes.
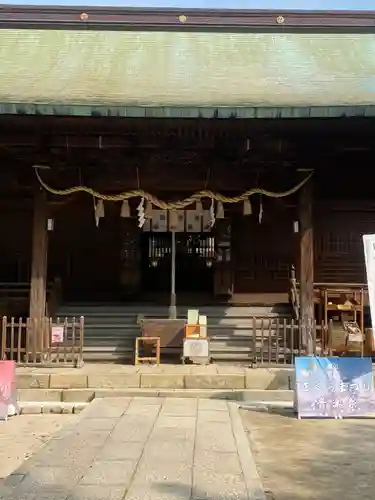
[0,114,374,357]
[1,10,375,361]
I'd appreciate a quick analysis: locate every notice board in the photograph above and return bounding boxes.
[295,357,375,419]
[0,360,18,420]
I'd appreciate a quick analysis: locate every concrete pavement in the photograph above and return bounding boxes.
[0,414,78,480]
[0,397,265,500]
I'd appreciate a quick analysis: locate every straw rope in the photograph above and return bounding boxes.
[35,168,313,210]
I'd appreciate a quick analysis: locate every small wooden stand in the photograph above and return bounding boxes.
[323,287,364,355]
[323,287,364,332]
[135,336,160,365]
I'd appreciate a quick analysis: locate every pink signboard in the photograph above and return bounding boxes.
[0,361,18,421]
[51,326,64,344]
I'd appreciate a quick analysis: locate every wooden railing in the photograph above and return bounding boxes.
[1,316,84,367]
[237,318,328,365]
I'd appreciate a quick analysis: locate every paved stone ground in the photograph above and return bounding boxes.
[0,397,264,500]
[0,415,78,479]
[241,408,375,500]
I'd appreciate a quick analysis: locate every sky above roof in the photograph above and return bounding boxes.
[0,0,373,9]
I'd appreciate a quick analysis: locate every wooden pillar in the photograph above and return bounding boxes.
[299,179,314,354]
[29,189,48,322]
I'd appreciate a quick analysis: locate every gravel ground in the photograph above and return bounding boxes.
[241,408,375,500]
[0,414,78,479]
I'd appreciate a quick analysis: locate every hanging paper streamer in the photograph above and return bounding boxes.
[209,199,216,228]
[258,196,263,224]
[120,200,130,218]
[137,197,145,228]
[169,209,179,230]
[216,201,224,219]
[196,199,203,214]
[145,200,153,219]
[94,199,105,227]
[243,198,252,216]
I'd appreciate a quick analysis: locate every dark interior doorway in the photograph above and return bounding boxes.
[141,232,214,294]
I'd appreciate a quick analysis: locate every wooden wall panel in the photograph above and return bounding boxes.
[232,202,295,294]
[314,204,375,284]
[0,209,32,282]
[48,198,122,299]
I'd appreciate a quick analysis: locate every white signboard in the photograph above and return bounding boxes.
[183,339,209,358]
[363,234,375,340]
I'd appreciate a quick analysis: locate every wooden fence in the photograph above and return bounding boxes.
[0,316,84,367]
[245,318,328,366]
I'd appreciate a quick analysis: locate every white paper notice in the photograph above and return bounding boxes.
[363,234,375,340]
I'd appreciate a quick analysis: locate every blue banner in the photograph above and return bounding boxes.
[0,0,373,10]
[295,357,375,419]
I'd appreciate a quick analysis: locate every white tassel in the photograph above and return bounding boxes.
[94,199,104,227]
[216,201,224,219]
[169,210,178,230]
[96,199,105,218]
[120,200,130,218]
[259,197,263,224]
[145,200,153,219]
[209,199,215,228]
[243,198,252,216]
[196,199,203,214]
[137,197,145,228]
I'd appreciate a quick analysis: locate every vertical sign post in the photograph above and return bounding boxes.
[363,234,375,344]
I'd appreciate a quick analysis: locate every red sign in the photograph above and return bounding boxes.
[0,361,18,420]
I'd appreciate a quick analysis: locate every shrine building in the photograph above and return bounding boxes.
[0,5,375,361]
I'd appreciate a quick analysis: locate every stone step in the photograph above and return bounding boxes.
[16,387,294,403]
[56,301,293,363]
[80,329,290,340]
[78,322,292,333]
[58,305,291,317]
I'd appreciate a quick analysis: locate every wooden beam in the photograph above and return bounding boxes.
[29,189,48,323]
[0,6,374,30]
[299,179,314,354]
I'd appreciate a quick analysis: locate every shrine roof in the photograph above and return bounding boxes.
[0,28,375,117]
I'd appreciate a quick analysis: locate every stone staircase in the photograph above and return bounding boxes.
[55,302,294,363]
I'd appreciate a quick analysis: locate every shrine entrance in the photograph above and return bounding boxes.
[141,232,215,295]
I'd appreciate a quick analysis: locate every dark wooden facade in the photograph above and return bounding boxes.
[0,115,374,317]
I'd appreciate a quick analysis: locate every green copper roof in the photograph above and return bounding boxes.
[0,30,375,116]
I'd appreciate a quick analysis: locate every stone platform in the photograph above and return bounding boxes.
[15,364,295,405]
[17,363,294,391]
[1,397,265,500]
